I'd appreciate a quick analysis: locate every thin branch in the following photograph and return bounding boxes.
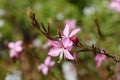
[94,16,103,38]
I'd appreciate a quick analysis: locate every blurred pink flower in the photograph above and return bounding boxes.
[38,56,55,75]
[48,38,74,62]
[8,40,23,58]
[64,19,76,29]
[95,54,106,68]
[109,0,120,12]
[63,24,80,38]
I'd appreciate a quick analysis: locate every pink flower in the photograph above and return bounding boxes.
[38,56,55,75]
[8,40,23,58]
[48,38,74,62]
[95,54,106,68]
[63,24,80,38]
[64,19,76,29]
[109,0,120,12]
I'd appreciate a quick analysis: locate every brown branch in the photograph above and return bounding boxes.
[94,16,103,38]
[76,45,120,63]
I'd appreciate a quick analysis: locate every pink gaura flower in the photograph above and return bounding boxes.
[63,24,80,38]
[95,54,106,68]
[8,40,23,58]
[38,56,55,75]
[109,0,120,12]
[64,19,76,29]
[48,38,74,62]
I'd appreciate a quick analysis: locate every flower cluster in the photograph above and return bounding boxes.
[37,20,81,75]
[38,56,55,75]
[8,40,23,58]
[48,24,80,62]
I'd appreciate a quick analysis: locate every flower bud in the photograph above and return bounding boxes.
[70,36,79,45]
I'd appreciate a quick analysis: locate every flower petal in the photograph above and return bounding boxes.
[64,49,74,60]
[95,54,106,68]
[63,24,70,37]
[13,41,23,52]
[49,61,55,67]
[15,40,22,46]
[65,19,76,29]
[109,2,117,9]
[9,50,18,58]
[15,46,23,52]
[66,40,73,51]
[44,56,51,65]
[49,40,61,47]
[69,28,80,37]
[38,64,44,70]
[62,38,71,48]
[43,41,51,49]
[48,47,61,57]
[96,61,101,68]
[8,42,15,48]
[42,66,48,75]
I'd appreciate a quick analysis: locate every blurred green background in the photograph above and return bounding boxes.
[0,0,120,80]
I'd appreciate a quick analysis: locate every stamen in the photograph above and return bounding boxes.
[57,49,64,63]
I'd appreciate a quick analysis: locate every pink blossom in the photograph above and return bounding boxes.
[63,24,80,38]
[95,54,106,68]
[48,38,74,62]
[109,0,120,12]
[38,56,55,75]
[8,40,23,58]
[64,19,76,29]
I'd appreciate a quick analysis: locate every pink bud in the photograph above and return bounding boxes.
[70,36,79,45]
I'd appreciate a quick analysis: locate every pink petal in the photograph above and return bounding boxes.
[95,54,106,68]
[62,38,73,48]
[9,50,18,58]
[66,41,73,51]
[49,61,55,67]
[38,64,44,70]
[43,41,51,49]
[116,5,120,12]
[63,49,74,60]
[49,40,61,47]
[96,61,101,68]
[15,46,22,52]
[95,55,100,61]
[62,38,70,48]
[69,28,80,37]
[66,46,73,51]
[109,2,117,9]
[15,40,22,46]
[48,47,61,57]
[63,24,70,37]
[8,42,15,48]
[15,41,22,51]
[45,56,51,65]
[42,66,48,75]
[65,19,76,29]
[62,38,73,51]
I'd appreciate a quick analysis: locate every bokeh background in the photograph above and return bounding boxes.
[0,0,120,80]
